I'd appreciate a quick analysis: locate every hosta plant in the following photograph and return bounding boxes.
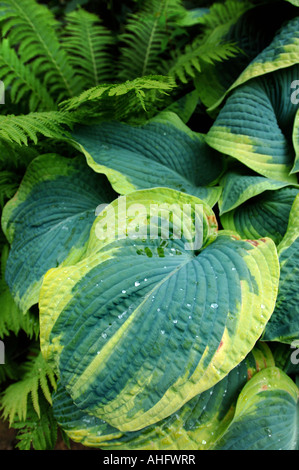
[0,0,299,451]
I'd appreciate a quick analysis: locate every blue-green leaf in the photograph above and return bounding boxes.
[71,111,223,207]
[1,153,116,312]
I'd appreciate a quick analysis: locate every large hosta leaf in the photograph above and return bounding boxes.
[219,175,299,245]
[206,65,299,182]
[39,187,279,432]
[71,111,223,207]
[210,15,299,111]
[1,153,116,312]
[213,367,299,450]
[262,194,299,342]
[52,342,275,449]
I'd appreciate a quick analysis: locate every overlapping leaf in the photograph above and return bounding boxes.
[219,171,299,245]
[39,187,279,432]
[52,343,275,449]
[213,367,299,450]
[71,111,223,207]
[262,194,299,343]
[206,65,299,182]
[1,153,116,312]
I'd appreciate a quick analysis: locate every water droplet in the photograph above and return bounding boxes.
[210,303,218,309]
[202,440,206,445]
[101,333,107,339]
[122,289,127,294]
[173,319,178,324]
[231,267,236,271]
[261,304,265,309]
[161,330,165,335]
[135,281,140,287]
[186,303,191,307]
[157,308,161,312]
[118,310,127,319]
[144,278,148,282]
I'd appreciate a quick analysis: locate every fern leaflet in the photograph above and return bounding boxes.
[0,0,81,101]
[0,350,57,425]
[117,0,185,80]
[62,8,115,88]
[12,395,58,450]
[0,39,56,112]
[59,75,176,123]
[0,111,74,145]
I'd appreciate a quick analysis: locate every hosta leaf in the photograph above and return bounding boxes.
[39,187,279,432]
[206,65,299,182]
[262,193,299,343]
[220,184,299,245]
[210,16,299,111]
[1,153,116,312]
[71,111,223,207]
[218,169,298,215]
[213,367,299,450]
[52,342,275,449]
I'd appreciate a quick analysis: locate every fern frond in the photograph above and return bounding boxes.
[196,0,253,42]
[117,0,185,80]
[59,75,176,123]
[0,39,56,112]
[0,245,39,338]
[12,394,58,450]
[168,38,240,84]
[0,111,74,145]
[0,350,57,425]
[0,0,81,101]
[62,8,115,88]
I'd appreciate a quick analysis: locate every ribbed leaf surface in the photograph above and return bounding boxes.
[72,112,223,207]
[52,343,275,449]
[206,66,299,182]
[214,367,299,450]
[263,194,299,342]
[40,188,279,432]
[220,185,299,245]
[1,154,116,312]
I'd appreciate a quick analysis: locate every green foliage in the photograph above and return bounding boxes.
[11,394,58,450]
[62,8,115,87]
[0,349,56,424]
[0,0,298,452]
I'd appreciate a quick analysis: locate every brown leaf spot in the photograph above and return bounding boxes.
[246,239,259,247]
